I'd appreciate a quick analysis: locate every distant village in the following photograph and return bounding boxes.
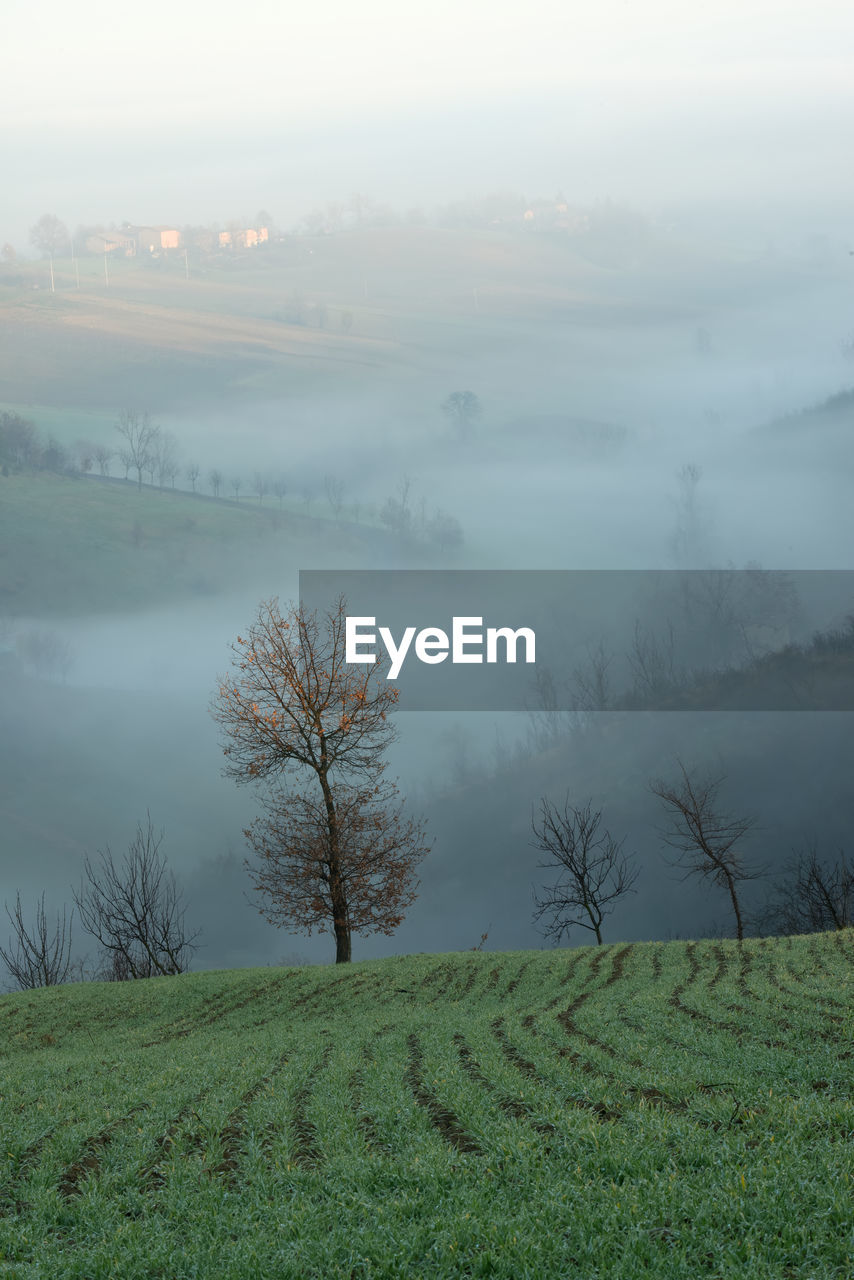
[3,194,656,271]
[84,223,270,257]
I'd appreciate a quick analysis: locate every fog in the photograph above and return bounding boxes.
[1,0,853,976]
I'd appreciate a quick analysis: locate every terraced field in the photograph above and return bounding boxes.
[1,934,851,1278]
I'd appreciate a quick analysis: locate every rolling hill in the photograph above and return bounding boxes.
[1,933,851,1278]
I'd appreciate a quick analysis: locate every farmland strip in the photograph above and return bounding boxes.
[58,1103,149,1199]
[289,1045,332,1169]
[405,1033,482,1154]
[453,1033,558,1143]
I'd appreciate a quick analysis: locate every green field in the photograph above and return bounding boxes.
[1,934,851,1278]
[0,471,392,616]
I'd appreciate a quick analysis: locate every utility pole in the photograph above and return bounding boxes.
[104,246,110,287]
[49,254,55,293]
[184,246,189,280]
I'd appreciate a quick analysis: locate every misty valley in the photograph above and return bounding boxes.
[1,195,852,1279]
[1,212,852,966]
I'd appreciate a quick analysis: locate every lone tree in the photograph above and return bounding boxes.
[531,797,638,945]
[29,213,70,259]
[211,596,429,962]
[651,763,761,940]
[0,892,73,989]
[441,390,481,440]
[74,814,200,978]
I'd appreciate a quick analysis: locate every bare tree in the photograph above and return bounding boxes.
[379,475,413,538]
[73,815,200,978]
[670,462,704,565]
[92,443,113,476]
[324,474,345,521]
[231,476,242,502]
[208,468,223,498]
[531,798,638,944]
[115,410,160,492]
[185,461,201,493]
[154,430,179,490]
[757,844,852,935]
[271,475,287,507]
[299,482,315,516]
[651,763,761,940]
[253,471,268,504]
[0,892,73,989]
[571,639,614,712]
[628,619,684,704]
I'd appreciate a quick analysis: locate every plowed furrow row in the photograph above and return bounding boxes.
[490,1017,621,1122]
[210,1050,291,1186]
[503,960,533,998]
[348,1034,390,1156]
[453,1034,557,1143]
[0,1126,55,1215]
[780,956,850,1014]
[405,1033,482,1154]
[709,945,729,989]
[58,1104,149,1198]
[289,1046,332,1169]
[754,965,847,1027]
[143,974,295,1046]
[140,1090,207,1193]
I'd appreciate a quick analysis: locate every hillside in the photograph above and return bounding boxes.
[0,471,397,617]
[1,934,851,1278]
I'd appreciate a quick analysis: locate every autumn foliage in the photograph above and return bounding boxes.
[211,596,429,962]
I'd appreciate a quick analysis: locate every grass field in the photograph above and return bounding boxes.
[0,471,390,617]
[0,933,851,1278]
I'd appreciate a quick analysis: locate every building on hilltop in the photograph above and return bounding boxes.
[84,225,182,256]
[135,226,181,253]
[85,229,138,256]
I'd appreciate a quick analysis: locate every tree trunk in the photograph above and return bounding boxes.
[726,873,744,940]
[319,760,352,963]
[335,926,351,963]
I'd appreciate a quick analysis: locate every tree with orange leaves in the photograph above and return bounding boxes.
[211,596,429,962]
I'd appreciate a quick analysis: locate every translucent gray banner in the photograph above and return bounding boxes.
[299,569,854,711]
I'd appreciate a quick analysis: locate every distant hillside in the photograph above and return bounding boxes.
[756,387,854,438]
[0,470,392,617]
[0,934,850,1278]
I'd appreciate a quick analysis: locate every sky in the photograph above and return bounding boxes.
[3,1,854,245]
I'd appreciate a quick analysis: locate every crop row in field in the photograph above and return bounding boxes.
[0,933,851,1278]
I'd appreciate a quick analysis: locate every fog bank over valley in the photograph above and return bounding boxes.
[2,0,853,973]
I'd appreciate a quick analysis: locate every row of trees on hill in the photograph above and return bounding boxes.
[0,409,467,555]
[1,406,467,550]
[4,597,851,989]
